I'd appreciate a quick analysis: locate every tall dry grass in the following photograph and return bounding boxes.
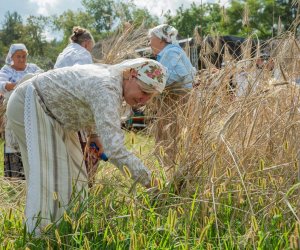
[1,24,300,247]
[146,31,300,241]
[92,23,149,64]
[90,25,300,225]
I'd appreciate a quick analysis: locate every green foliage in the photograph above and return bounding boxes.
[0,0,160,70]
[220,0,299,38]
[0,180,298,248]
[0,12,56,69]
[165,0,299,39]
[165,3,223,38]
[131,8,159,28]
[1,0,296,68]
[0,135,299,249]
[82,0,159,33]
[19,16,49,57]
[51,10,96,43]
[28,55,54,71]
[0,11,23,47]
[0,140,3,176]
[275,0,298,31]
[114,1,136,24]
[82,0,115,32]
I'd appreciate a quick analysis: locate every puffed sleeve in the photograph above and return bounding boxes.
[0,66,11,93]
[159,49,195,86]
[87,84,151,186]
[32,64,43,73]
[26,63,43,74]
[73,53,93,65]
[54,52,93,68]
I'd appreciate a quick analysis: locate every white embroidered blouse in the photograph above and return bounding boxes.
[0,64,42,95]
[0,63,42,153]
[33,64,151,185]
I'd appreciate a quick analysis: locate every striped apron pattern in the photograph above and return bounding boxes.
[24,84,88,232]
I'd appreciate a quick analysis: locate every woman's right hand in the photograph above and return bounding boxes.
[5,82,16,91]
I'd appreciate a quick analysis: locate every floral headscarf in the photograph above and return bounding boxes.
[5,43,28,65]
[116,58,167,93]
[148,24,178,44]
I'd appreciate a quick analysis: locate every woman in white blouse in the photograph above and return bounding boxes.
[54,26,95,68]
[0,43,42,178]
[6,58,166,233]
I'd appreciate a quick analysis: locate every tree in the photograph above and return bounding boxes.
[52,10,96,43]
[0,12,55,69]
[132,8,159,28]
[0,11,23,46]
[21,16,48,56]
[164,3,223,38]
[275,0,298,33]
[223,0,299,38]
[82,0,115,32]
[113,1,158,28]
[82,0,158,31]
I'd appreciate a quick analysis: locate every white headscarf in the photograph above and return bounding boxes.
[5,43,28,65]
[148,24,178,44]
[115,58,167,93]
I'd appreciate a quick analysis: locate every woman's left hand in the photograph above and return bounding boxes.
[5,82,16,91]
[85,135,104,159]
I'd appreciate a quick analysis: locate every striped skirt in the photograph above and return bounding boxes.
[6,82,88,233]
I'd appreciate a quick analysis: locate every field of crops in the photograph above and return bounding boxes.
[2,29,300,249]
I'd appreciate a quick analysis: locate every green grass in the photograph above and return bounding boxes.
[0,135,299,249]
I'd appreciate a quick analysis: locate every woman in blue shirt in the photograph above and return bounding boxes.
[148,24,196,91]
[148,24,196,168]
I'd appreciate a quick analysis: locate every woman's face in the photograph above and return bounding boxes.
[123,77,153,107]
[11,50,27,71]
[149,35,166,56]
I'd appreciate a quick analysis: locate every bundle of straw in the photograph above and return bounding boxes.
[92,23,149,64]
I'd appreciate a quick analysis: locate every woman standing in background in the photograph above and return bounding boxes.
[0,43,42,178]
[54,26,95,68]
[148,24,196,167]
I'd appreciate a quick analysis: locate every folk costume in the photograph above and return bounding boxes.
[0,44,42,178]
[6,58,166,232]
[54,43,93,69]
[148,25,196,167]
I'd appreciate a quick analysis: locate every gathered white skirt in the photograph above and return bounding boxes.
[6,80,88,233]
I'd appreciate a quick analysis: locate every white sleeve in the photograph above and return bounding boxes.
[0,68,10,93]
[73,54,93,65]
[30,64,43,73]
[88,86,151,186]
[54,54,93,68]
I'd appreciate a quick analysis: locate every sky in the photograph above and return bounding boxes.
[0,0,229,40]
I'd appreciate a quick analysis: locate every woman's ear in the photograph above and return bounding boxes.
[123,69,138,80]
[130,69,138,79]
[123,69,131,80]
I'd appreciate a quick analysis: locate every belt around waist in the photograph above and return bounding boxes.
[32,81,60,123]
